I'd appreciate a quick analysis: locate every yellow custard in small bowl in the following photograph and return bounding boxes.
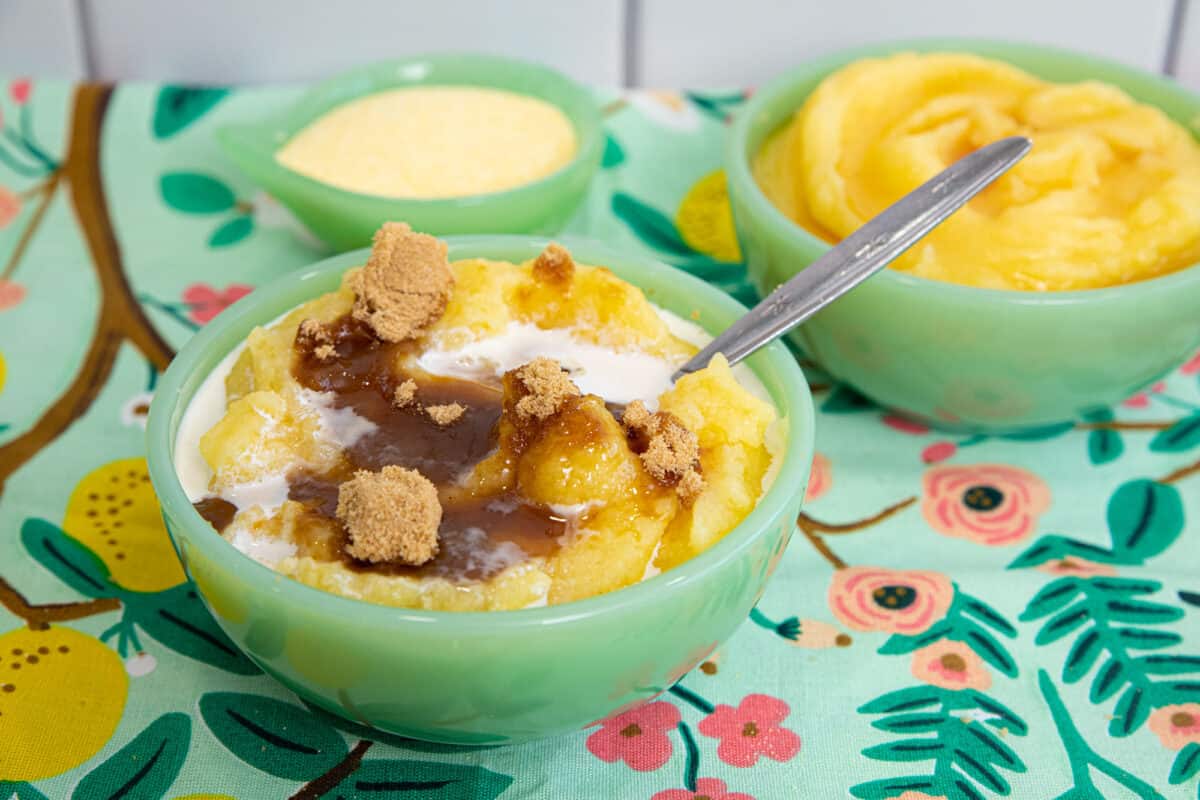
[217,55,603,248]
[276,86,577,199]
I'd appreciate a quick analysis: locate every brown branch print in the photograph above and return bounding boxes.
[1,170,60,281]
[1076,420,1173,431]
[1160,457,1200,486]
[799,526,847,570]
[0,84,175,496]
[0,576,120,630]
[798,496,917,535]
[290,739,373,800]
[797,496,917,570]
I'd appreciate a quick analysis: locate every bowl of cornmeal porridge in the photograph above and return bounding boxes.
[146,224,813,742]
[726,40,1200,431]
[217,54,602,249]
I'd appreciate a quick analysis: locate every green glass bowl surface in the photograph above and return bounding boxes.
[726,39,1200,432]
[217,54,603,250]
[146,236,813,744]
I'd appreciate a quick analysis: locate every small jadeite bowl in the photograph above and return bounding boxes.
[217,55,603,251]
[146,236,813,744]
[726,39,1200,433]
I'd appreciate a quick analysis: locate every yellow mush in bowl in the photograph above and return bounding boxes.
[727,40,1200,431]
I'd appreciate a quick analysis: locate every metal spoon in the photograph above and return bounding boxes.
[673,136,1032,380]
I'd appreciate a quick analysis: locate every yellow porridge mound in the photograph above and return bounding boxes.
[198,254,780,611]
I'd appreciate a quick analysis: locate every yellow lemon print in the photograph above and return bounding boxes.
[63,458,186,592]
[675,169,742,263]
[0,626,128,782]
[0,351,6,394]
[174,795,237,800]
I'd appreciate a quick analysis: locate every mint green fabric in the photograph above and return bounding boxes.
[0,79,1198,800]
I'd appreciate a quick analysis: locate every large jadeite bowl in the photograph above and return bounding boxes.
[146,236,813,744]
[217,55,603,250]
[726,39,1200,432]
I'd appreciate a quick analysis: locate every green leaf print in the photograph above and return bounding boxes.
[160,172,236,214]
[199,692,349,780]
[881,589,1019,678]
[72,713,191,800]
[330,759,514,799]
[611,192,694,257]
[20,518,114,599]
[1086,428,1124,464]
[601,132,626,168]
[858,686,945,714]
[0,783,49,800]
[209,213,254,247]
[153,87,229,138]
[125,582,261,675]
[1170,742,1200,784]
[1107,479,1185,561]
[853,686,1027,800]
[1149,412,1200,452]
[1020,576,1200,737]
[1007,535,1122,570]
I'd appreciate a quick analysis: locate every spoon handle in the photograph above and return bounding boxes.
[674,135,1032,380]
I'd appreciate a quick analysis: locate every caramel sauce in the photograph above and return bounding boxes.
[211,312,570,583]
[194,496,237,533]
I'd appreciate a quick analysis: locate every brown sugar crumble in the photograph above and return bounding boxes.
[622,400,705,504]
[335,465,441,565]
[296,319,336,361]
[425,402,466,426]
[506,358,581,423]
[392,378,418,408]
[531,242,575,288]
[351,222,455,343]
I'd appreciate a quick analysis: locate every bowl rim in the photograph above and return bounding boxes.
[726,36,1200,305]
[146,235,815,632]
[215,52,604,208]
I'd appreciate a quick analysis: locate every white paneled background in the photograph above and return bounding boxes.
[0,0,1195,90]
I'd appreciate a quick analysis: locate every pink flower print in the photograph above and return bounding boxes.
[697,694,801,767]
[1123,392,1150,408]
[652,778,755,800]
[1036,558,1116,578]
[9,78,30,105]
[911,640,992,691]
[883,414,930,435]
[586,701,680,771]
[1182,350,1200,376]
[1150,704,1200,750]
[805,452,831,502]
[828,567,954,635]
[921,441,957,464]
[0,186,20,229]
[922,464,1050,546]
[183,283,252,324]
[0,279,25,311]
[894,793,949,800]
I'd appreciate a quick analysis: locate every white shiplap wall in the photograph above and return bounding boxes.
[0,0,1195,90]
[633,0,1178,85]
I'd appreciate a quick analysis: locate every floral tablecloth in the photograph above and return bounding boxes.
[1,77,1199,800]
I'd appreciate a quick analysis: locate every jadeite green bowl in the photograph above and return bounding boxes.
[726,39,1200,432]
[146,236,813,744]
[217,55,603,251]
